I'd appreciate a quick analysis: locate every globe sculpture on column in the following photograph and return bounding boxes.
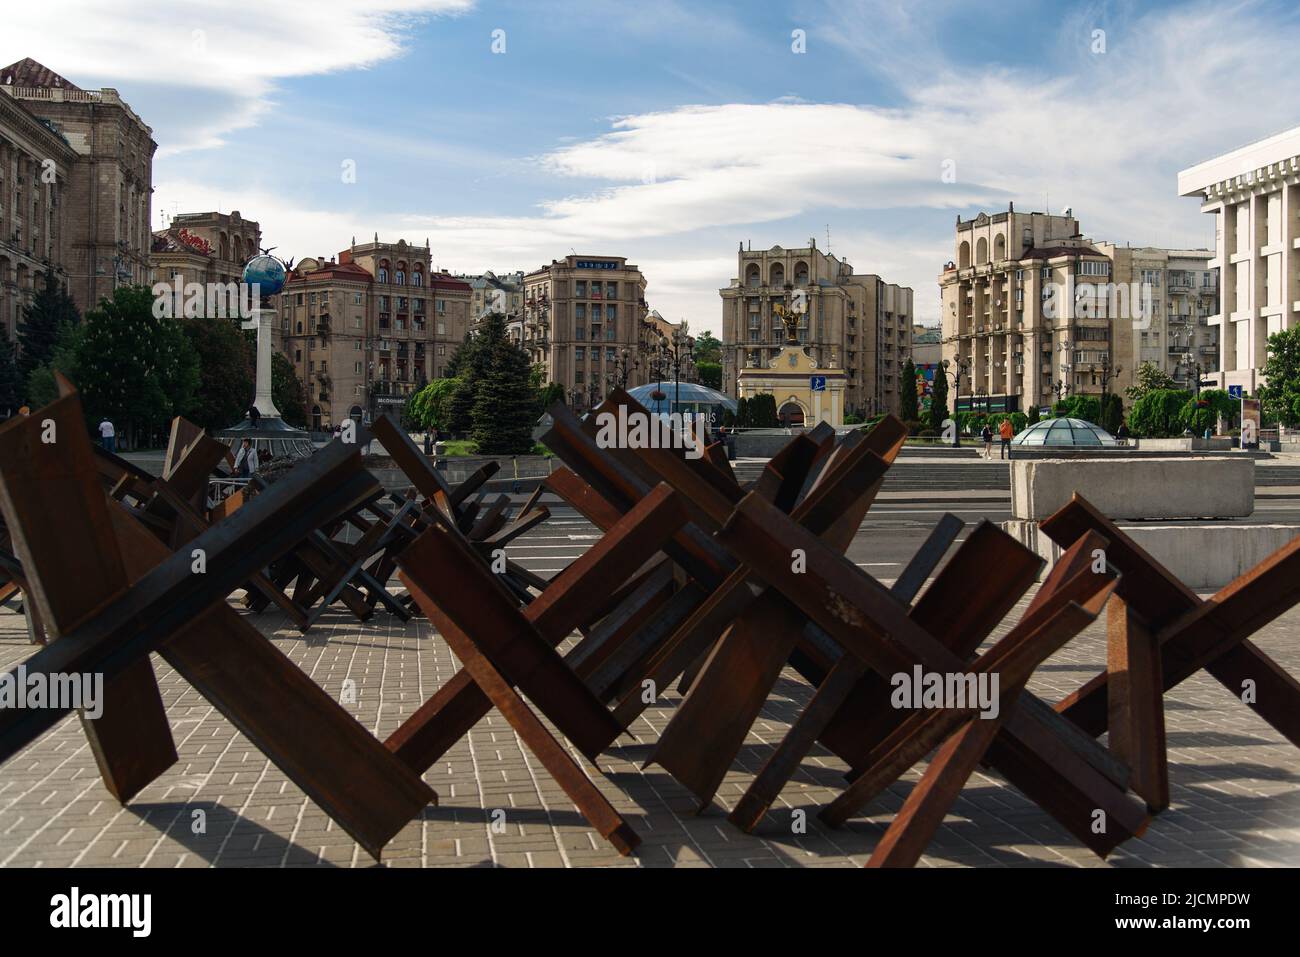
[215,252,315,459]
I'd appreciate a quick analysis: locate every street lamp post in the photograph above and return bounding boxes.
[941,356,969,447]
[1182,352,1202,397]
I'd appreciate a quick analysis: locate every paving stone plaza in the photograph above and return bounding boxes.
[3,568,1297,870]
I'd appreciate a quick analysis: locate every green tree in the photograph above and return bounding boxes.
[1053,394,1101,423]
[1258,327,1300,426]
[407,377,461,433]
[0,337,21,416]
[538,381,566,410]
[1026,405,1040,425]
[692,331,722,367]
[749,393,779,427]
[1099,392,1124,434]
[68,285,199,447]
[470,330,537,454]
[25,320,84,408]
[1125,360,1178,403]
[181,316,255,431]
[272,351,307,428]
[16,270,80,395]
[899,359,919,422]
[1129,388,1191,438]
[928,365,949,433]
[696,361,721,390]
[735,396,750,428]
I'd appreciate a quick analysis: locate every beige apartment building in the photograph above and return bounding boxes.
[1178,126,1300,395]
[940,208,1143,414]
[720,240,913,417]
[277,238,471,429]
[465,270,524,323]
[521,255,653,409]
[149,210,261,294]
[0,58,154,337]
[1095,243,1219,392]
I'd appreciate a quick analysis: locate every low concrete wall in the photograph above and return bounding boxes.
[1010,456,1253,520]
[1003,520,1297,590]
[1135,437,1234,452]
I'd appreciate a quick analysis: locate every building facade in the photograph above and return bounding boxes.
[521,255,652,409]
[148,210,262,294]
[1095,244,1219,393]
[0,59,154,320]
[941,208,1131,413]
[1178,126,1300,394]
[276,238,471,429]
[720,240,913,417]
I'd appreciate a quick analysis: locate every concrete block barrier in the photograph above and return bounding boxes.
[1010,456,1253,520]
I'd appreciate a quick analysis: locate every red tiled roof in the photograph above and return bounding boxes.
[1,58,81,90]
[428,273,471,292]
[287,261,374,284]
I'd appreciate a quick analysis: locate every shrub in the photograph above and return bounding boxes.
[1129,388,1192,438]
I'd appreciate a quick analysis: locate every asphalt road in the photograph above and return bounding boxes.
[500,495,1300,581]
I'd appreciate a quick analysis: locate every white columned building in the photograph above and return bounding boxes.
[1178,127,1300,394]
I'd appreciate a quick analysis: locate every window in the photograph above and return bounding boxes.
[576,303,586,320]
[353,316,362,328]
[606,282,617,299]
[576,280,587,297]
[574,371,584,384]
[606,348,616,361]
[438,344,445,356]
[437,320,446,335]
[396,318,406,331]
[436,300,446,314]
[354,340,362,350]
[606,304,616,321]
[606,325,616,341]
[378,268,388,283]
[411,272,423,287]
[575,325,586,340]
[309,360,315,372]
[575,346,585,361]
[353,292,363,305]
[294,349,302,362]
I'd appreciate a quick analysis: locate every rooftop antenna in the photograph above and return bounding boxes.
[826,224,832,255]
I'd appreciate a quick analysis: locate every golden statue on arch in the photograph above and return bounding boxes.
[772,299,804,344]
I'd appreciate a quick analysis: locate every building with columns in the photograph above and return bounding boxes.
[941,208,1126,413]
[1,58,154,342]
[0,59,154,319]
[148,210,262,293]
[1178,126,1300,395]
[720,240,912,418]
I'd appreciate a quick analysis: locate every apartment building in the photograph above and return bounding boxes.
[720,240,913,417]
[465,270,524,322]
[276,238,471,429]
[0,58,155,336]
[1178,126,1300,394]
[521,254,651,409]
[148,210,261,293]
[940,208,1133,413]
[1095,244,1219,392]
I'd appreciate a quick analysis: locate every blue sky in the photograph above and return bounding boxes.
[5,0,1299,332]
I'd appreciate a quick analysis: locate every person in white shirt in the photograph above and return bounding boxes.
[233,438,259,477]
[97,419,116,453]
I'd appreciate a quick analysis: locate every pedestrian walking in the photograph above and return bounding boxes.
[98,418,116,453]
[999,417,1014,460]
[249,405,261,427]
[233,438,259,477]
[980,423,993,459]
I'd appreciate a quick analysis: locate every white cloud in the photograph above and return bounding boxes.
[152,0,1300,333]
[0,0,473,153]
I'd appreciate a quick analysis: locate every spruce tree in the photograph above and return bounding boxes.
[16,271,80,394]
[470,329,538,454]
[900,359,919,422]
[928,365,949,432]
[0,337,20,416]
